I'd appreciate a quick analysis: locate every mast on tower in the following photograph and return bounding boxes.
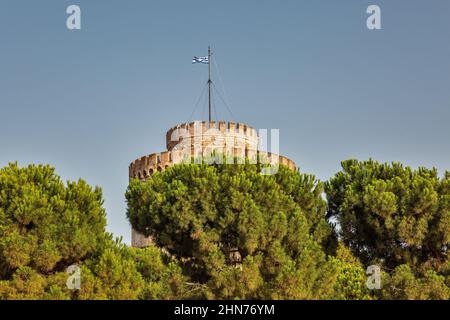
[192,46,214,122]
[207,46,212,123]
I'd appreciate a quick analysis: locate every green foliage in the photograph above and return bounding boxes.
[78,240,145,300]
[132,245,189,299]
[326,159,449,299]
[126,163,368,299]
[0,163,107,277]
[382,264,450,300]
[0,163,185,300]
[326,159,449,271]
[329,244,372,300]
[1,160,447,300]
[0,239,187,300]
[80,240,188,300]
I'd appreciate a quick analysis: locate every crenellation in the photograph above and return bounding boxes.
[218,121,226,132]
[161,151,170,163]
[149,153,157,165]
[167,121,260,141]
[188,122,195,135]
[200,120,206,133]
[237,122,245,134]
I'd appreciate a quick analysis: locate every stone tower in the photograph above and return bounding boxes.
[129,120,296,248]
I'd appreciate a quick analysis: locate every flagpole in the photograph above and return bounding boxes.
[208,46,212,123]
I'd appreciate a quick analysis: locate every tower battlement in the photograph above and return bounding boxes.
[166,120,258,151]
[129,149,296,181]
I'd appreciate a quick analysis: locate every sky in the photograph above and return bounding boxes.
[1,0,449,244]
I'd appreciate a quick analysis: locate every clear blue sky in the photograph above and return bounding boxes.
[1,0,449,244]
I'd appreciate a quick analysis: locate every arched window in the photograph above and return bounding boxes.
[157,166,162,172]
[149,168,154,175]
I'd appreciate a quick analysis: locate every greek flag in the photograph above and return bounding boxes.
[192,56,209,64]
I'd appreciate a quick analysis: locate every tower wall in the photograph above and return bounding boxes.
[166,120,258,154]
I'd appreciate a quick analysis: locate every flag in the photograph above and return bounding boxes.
[192,56,209,64]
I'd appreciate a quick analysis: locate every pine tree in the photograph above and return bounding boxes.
[326,159,449,299]
[0,163,185,300]
[126,162,369,299]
